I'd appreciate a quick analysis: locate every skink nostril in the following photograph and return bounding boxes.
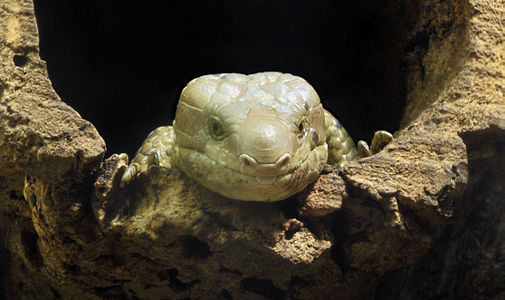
[275,153,291,169]
[239,154,257,167]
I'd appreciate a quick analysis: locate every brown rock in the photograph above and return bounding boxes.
[0,0,504,299]
[296,165,345,218]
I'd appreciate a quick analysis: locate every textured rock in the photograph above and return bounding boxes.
[0,0,106,298]
[0,0,504,299]
[376,130,505,300]
[375,0,505,299]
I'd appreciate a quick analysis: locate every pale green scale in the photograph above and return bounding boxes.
[324,110,359,167]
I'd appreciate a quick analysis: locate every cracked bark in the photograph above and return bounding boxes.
[1,0,504,299]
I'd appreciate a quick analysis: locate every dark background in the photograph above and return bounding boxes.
[33,0,405,157]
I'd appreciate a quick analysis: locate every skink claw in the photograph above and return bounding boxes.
[357,130,394,158]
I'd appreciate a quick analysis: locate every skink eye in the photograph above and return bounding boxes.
[297,117,308,133]
[209,115,225,139]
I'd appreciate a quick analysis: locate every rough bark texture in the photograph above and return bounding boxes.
[0,0,504,300]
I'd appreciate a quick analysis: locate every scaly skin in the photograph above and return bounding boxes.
[121,72,392,201]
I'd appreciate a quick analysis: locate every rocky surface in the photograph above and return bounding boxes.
[376,130,505,299]
[0,0,504,299]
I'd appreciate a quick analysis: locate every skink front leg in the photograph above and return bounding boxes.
[324,109,359,168]
[324,109,394,167]
[120,126,174,187]
[357,130,394,158]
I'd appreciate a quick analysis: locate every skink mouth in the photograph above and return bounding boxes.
[173,143,327,202]
[176,143,317,182]
[236,150,314,184]
[215,146,314,178]
[236,149,318,181]
[255,176,277,185]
